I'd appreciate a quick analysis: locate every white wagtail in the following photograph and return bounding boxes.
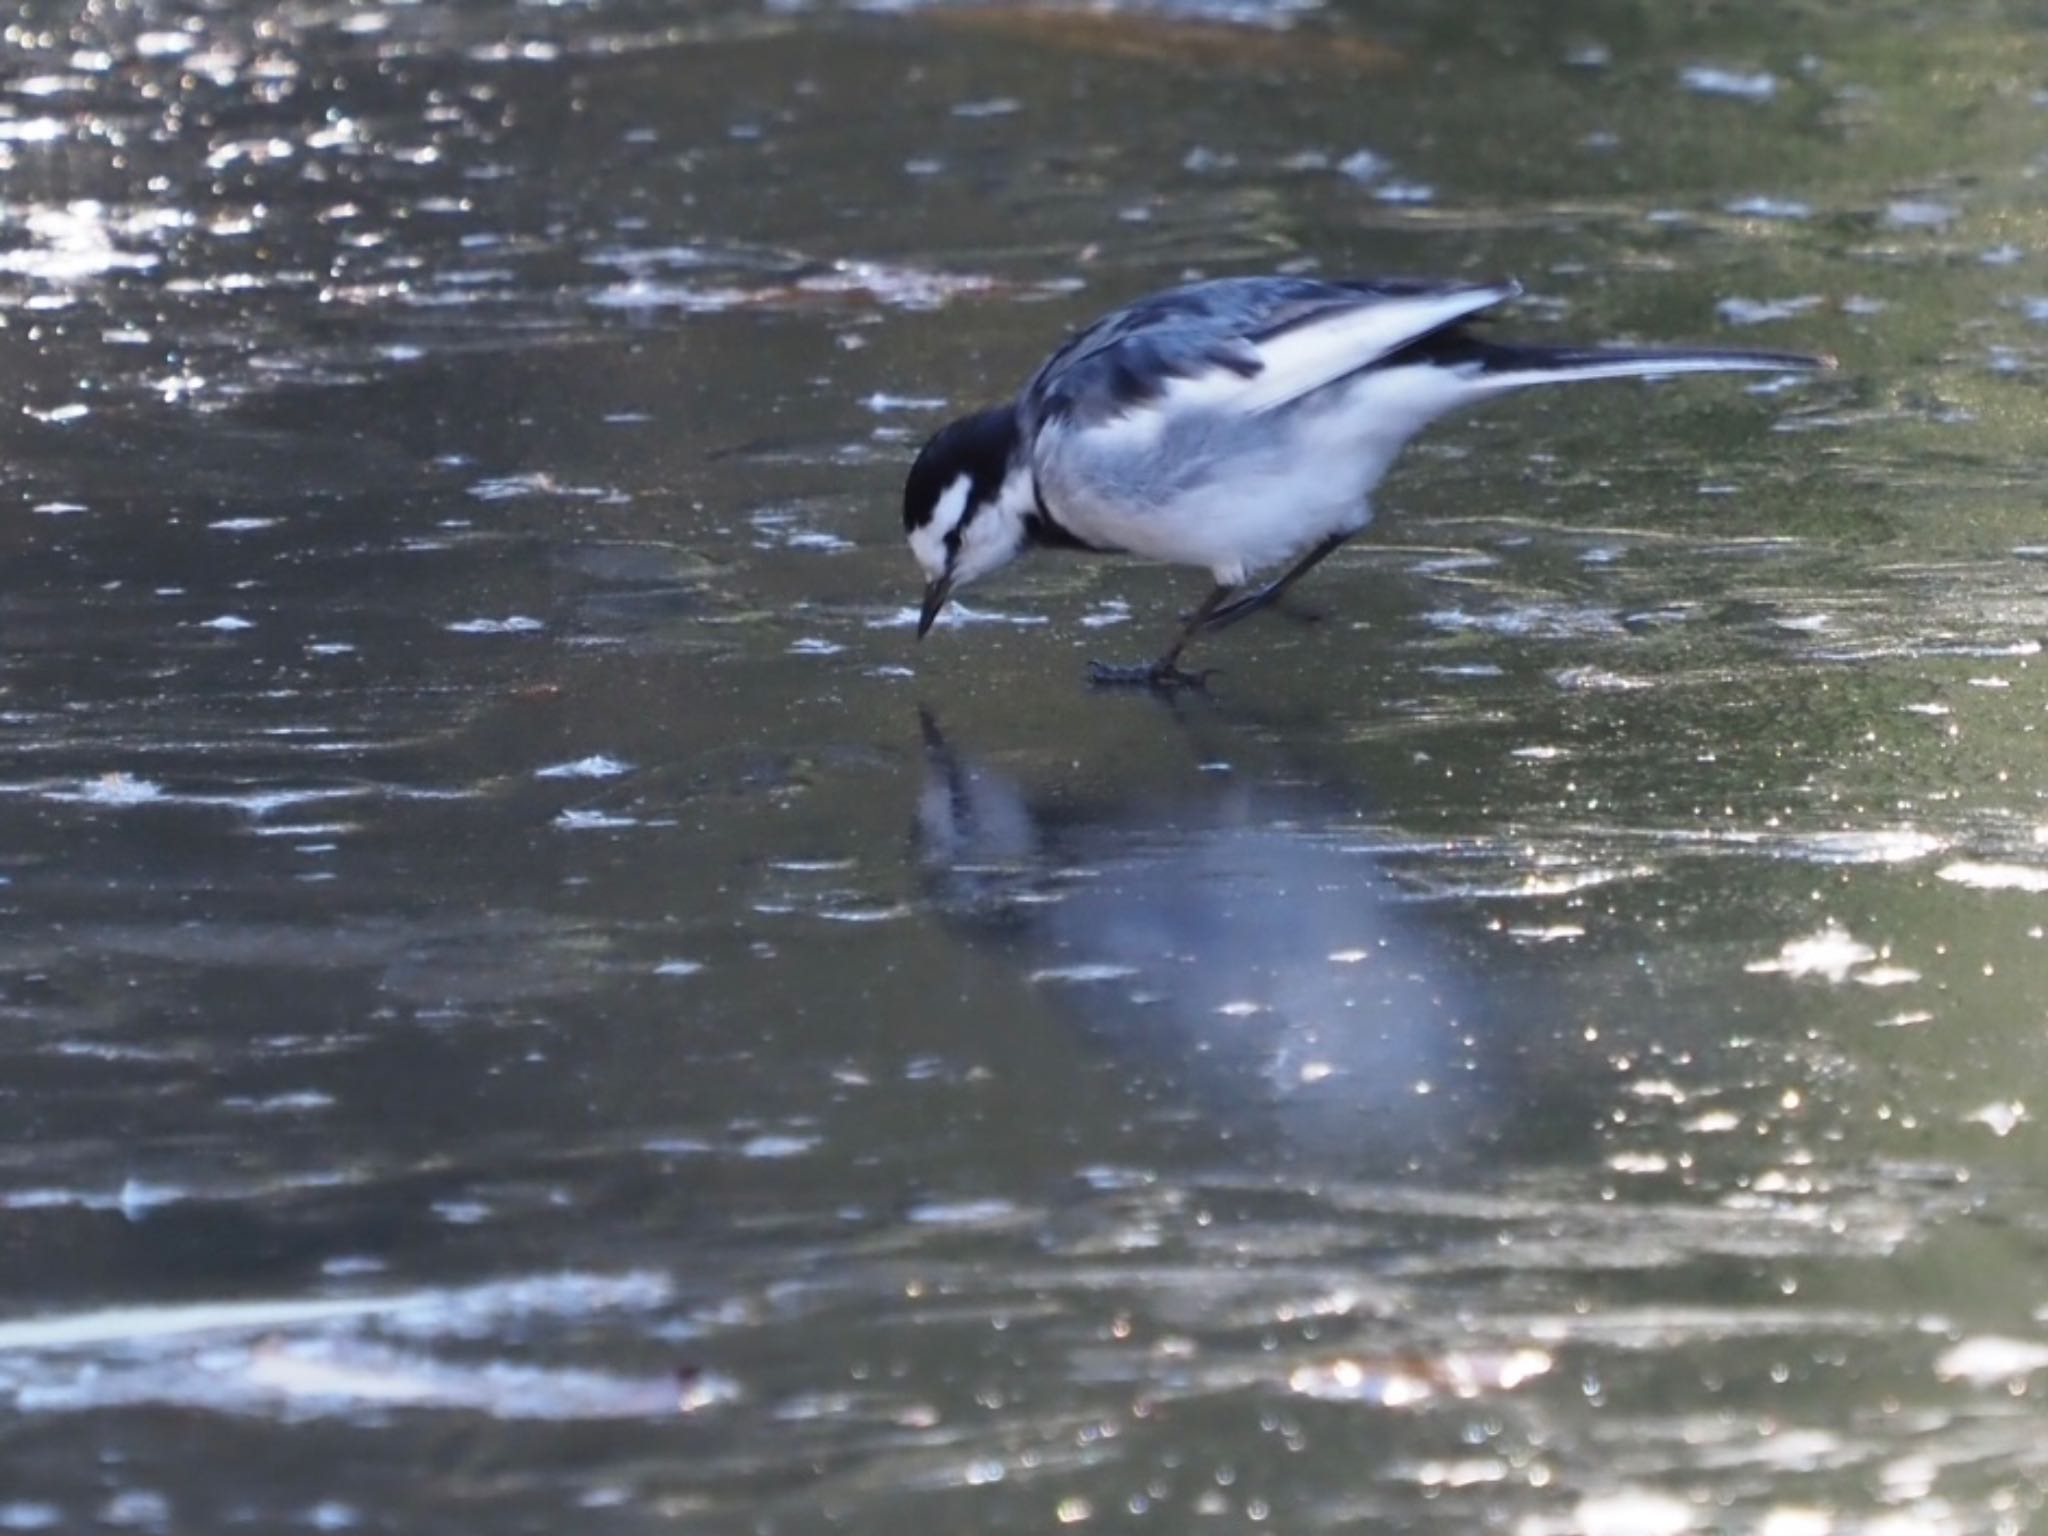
[902,275,1834,685]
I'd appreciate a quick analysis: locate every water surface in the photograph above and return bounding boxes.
[4,1,2048,1531]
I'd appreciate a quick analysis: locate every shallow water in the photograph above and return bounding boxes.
[4,0,2048,1530]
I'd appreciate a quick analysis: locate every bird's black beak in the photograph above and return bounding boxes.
[917,575,954,640]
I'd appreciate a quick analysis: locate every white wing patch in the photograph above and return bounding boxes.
[1223,283,1516,416]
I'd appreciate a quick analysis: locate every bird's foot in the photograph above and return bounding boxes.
[1087,658,1217,690]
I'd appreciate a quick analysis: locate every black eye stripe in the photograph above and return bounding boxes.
[943,488,984,558]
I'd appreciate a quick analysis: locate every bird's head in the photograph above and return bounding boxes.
[902,405,1033,637]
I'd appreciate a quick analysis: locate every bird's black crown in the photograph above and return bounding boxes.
[903,405,1019,535]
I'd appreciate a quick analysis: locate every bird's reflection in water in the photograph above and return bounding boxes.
[914,711,1591,1183]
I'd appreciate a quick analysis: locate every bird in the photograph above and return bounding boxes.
[900,275,1834,687]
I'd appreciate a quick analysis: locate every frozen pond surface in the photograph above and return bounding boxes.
[4,0,2048,1530]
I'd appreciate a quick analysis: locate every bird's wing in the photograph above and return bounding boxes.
[1021,276,1519,432]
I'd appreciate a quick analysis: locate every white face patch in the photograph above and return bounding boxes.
[950,471,1023,586]
[909,472,974,579]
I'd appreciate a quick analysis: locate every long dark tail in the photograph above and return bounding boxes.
[1389,327,1835,387]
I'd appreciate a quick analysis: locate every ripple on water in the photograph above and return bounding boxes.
[535,755,634,779]
[1287,1347,1552,1404]
[1937,860,2048,893]
[1678,64,1778,100]
[444,615,546,634]
[1935,1336,2048,1386]
[1717,294,1825,325]
[7,1333,732,1422]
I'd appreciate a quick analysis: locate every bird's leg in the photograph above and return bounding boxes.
[1197,533,1352,633]
[1089,583,1233,689]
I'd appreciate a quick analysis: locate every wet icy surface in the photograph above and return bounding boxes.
[6,0,2048,1530]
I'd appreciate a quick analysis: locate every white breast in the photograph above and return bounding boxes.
[1037,361,1490,586]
